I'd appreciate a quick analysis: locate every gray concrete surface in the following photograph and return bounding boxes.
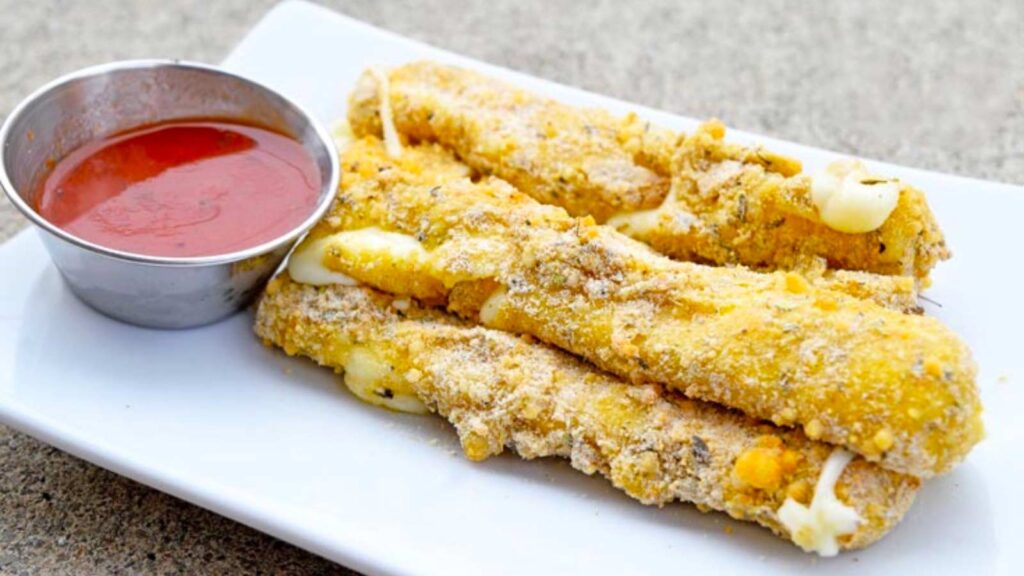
[0,0,1020,573]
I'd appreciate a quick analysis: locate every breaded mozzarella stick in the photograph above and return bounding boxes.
[325,135,921,312]
[290,137,983,478]
[348,61,949,280]
[255,277,920,553]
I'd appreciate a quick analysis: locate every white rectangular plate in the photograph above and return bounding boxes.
[2,2,1021,574]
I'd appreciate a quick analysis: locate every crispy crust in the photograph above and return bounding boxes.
[255,277,920,550]
[304,136,982,478]
[648,121,950,280]
[348,62,666,223]
[348,61,949,280]
[326,135,920,312]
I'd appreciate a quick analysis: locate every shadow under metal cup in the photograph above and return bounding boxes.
[0,60,339,329]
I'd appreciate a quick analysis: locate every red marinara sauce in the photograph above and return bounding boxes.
[35,120,321,257]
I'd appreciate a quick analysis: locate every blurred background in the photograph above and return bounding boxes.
[0,0,1019,574]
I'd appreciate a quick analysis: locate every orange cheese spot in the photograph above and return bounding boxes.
[783,272,810,294]
[734,447,785,491]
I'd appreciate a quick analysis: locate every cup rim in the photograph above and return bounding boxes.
[0,59,339,267]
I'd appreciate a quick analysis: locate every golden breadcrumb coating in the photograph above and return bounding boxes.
[299,137,982,478]
[347,61,949,280]
[325,135,920,312]
[255,277,919,550]
[348,62,665,223]
[644,121,950,280]
[799,268,920,314]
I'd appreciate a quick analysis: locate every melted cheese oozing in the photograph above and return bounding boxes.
[811,159,900,234]
[777,448,862,556]
[290,229,431,289]
[370,67,403,158]
[287,237,359,286]
[290,225,430,282]
[479,285,508,324]
[606,190,696,238]
[343,347,427,414]
[332,227,429,265]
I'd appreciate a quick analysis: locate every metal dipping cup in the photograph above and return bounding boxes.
[0,60,339,329]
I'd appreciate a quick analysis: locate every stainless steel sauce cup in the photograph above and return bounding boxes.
[0,60,339,329]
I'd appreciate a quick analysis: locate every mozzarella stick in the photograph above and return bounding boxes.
[347,61,949,280]
[255,276,919,553]
[291,137,982,478]
[327,136,919,312]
